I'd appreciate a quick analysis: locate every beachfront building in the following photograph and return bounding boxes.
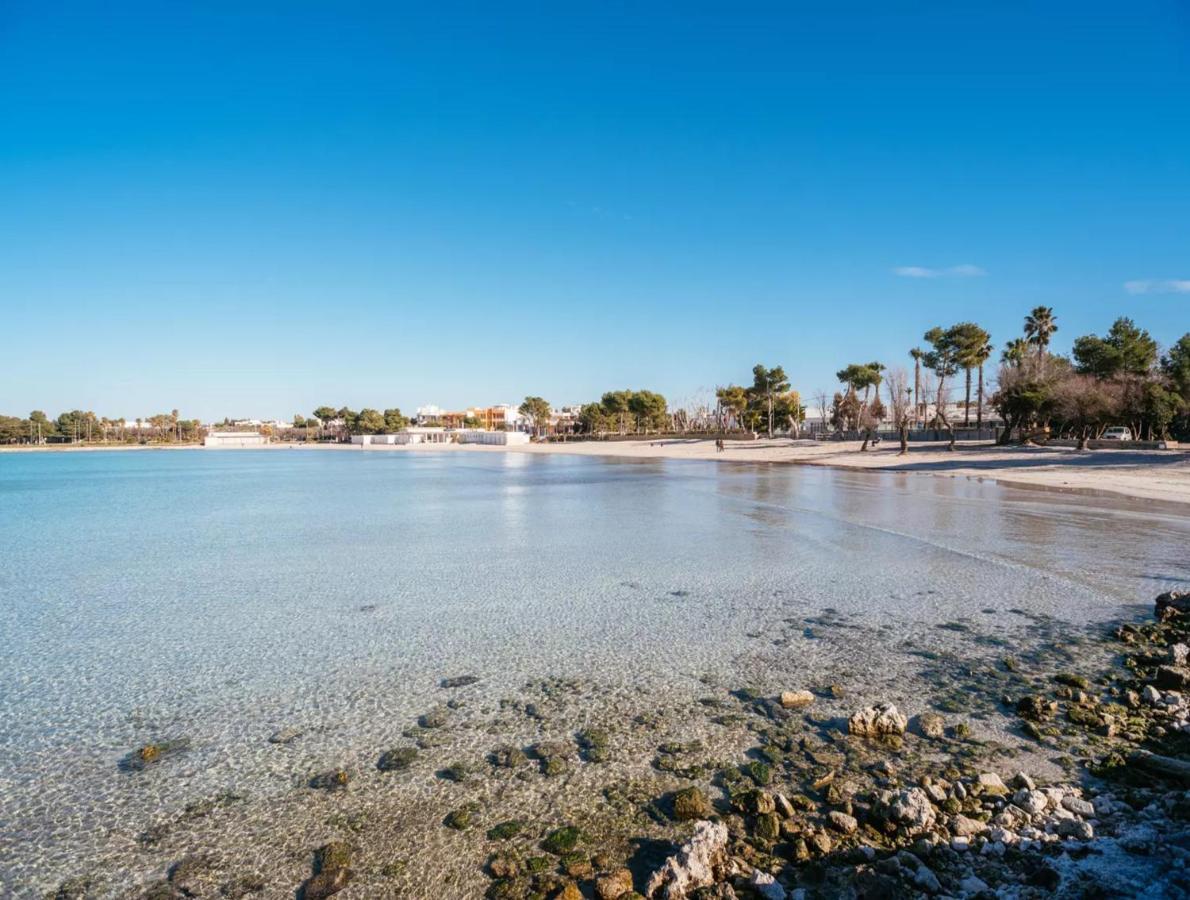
[204,431,267,448]
[415,403,531,432]
[352,427,529,448]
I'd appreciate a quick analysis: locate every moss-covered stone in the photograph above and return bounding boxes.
[543,826,582,855]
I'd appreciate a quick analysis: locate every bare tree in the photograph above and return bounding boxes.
[885,367,912,455]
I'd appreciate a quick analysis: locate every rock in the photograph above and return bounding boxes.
[1156,665,1190,690]
[1016,695,1057,721]
[308,769,350,791]
[672,787,713,821]
[848,702,908,738]
[1061,796,1094,818]
[169,854,215,895]
[773,793,795,818]
[754,812,781,842]
[120,738,191,772]
[916,713,945,739]
[268,727,302,744]
[1055,672,1089,690]
[1011,771,1036,790]
[1156,590,1190,620]
[779,690,815,709]
[1143,685,1163,705]
[959,875,989,896]
[418,707,449,728]
[1057,818,1093,840]
[556,884,583,900]
[748,870,785,900]
[976,773,1008,796]
[543,826,582,855]
[300,842,354,900]
[951,814,986,837]
[487,820,524,841]
[874,788,936,835]
[219,874,267,898]
[491,745,529,768]
[807,831,833,855]
[376,747,418,772]
[913,866,942,893]
[1013,789,1048,815]
[444,806,476,830]
[595,868,635,900]
[1171,643,1190,666]
[828,811,858,834]
[440,675,480,688]
[644,820,729,899]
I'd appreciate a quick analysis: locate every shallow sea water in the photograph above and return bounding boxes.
[0,448,1187,896]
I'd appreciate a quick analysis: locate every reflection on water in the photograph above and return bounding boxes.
[0,449,1186,892]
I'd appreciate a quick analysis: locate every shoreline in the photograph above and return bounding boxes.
[5,437,1188,508]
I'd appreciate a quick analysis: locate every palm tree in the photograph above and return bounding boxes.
[1001,338,1028,366]
[975,341,993,428]
[1024,306,1057,362]
[909,347,923,428]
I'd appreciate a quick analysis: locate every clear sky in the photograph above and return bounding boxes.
[2,1,1188,421]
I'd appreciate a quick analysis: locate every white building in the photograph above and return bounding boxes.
[204,431,267,448]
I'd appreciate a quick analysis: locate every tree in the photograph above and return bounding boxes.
[1072,317,1158,379]
[885,367,912,455]
[313,406,337,423]
[337,408,359,437]
[715,385,749,432]
[579,402,613,435]
[974,340,993,429]
[383,408,409,432]
[1024,306,1058,362]
[356,408,386,434]
[1163,334,1190,439]
[293,414,307,429]
[947,322,991,427]
[909,347,923,427]
[750,365,790,438]
[628,390,668,433]
[992,356,1065,444]
[1053,374,1120,449]
[519,396,552,438]
[600,391,632,435]
[922,326,961,450]
[1001,338,1028,367]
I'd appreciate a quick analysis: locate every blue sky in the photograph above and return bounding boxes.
[2,1,1188,421]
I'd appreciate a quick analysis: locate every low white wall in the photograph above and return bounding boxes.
[204,433,266,448]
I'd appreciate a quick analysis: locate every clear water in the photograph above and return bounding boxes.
[0,449,1187,895]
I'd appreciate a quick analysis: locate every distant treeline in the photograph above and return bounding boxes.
[0,410,201,445]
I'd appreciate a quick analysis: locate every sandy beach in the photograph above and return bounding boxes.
[447,437,1190,507]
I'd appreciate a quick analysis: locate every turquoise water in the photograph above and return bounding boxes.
[0,448,1187,894]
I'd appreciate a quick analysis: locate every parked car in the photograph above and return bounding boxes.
[1100,426,1133,441]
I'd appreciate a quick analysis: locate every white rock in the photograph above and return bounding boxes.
[1057,819,1094,841]
[848,702,908,737]
[951,836,970,851]
[1061,796,1094,818]
[924,783,948,803]
[1011,771,1036,790]
[960,874,989,895]
[1144,685,1163,705]
[829,811,858,834]
[1171,643,1189,666]
[1013,789,1048,815]
[780,690,815,709]
[977,772,1008,793]
[952,814,987,837]
[748,870,785,900]
[645,820,729,899]
[914,867,942,892]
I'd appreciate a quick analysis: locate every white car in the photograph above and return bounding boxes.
[1100,426,1133,441]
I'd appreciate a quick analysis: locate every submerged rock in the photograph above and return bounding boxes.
[418,707,449,729]
[848,702,908,738]
[308,769,350,791]
[873,787,936,835]
[441,675,480,688]
[299,842,354,900]
[595,867,634,899]
[119,738,191,772]
[916,712,946,739]
[267,726,302,745]
[644,820,729,899]
[376,747,418,772]
[1016,695,1057,721]
[672,787,712,821]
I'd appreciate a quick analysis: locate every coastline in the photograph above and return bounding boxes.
[5,437,1188,508]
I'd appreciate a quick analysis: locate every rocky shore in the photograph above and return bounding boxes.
[43,592,1190,900]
